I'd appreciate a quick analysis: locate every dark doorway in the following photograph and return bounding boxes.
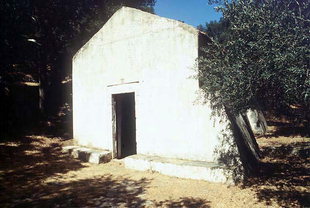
[112,93,136,159]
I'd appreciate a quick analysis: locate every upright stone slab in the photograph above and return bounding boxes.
[246,109,268,135]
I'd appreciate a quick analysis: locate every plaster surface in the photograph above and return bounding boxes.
[123,154,233,184]
[72,7,258,179]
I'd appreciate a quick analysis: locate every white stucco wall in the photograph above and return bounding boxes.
[73,7,237,162]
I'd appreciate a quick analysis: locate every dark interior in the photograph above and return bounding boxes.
[113,93,136,158]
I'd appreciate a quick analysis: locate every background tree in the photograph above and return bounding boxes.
[0,0,155,135]
[197,18,229,43]
[198,0,310,129]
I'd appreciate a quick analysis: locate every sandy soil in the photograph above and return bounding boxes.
[0,134,309,208]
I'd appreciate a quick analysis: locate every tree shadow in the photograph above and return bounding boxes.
[212,113,309,207]
[1,172,212,208]
[0,135,212,208]
[265,120,309,137]
[0,135,85,205]
[243,143,310,207]
[2,175,150,208]
[155,197,211,208]
[0,135,149,207]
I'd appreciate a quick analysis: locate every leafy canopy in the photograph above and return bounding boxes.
[0,0,156,67]
[0,0,156,118]
[198,0,310,118]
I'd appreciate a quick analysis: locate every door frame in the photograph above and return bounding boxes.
[107,82,139,159]
[111,92,136,159]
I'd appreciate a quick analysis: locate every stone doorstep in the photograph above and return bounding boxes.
[62,146,112,164]
[123,154,234,184]
[61,147,235,183]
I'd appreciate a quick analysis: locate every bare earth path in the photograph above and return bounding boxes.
[0,135,309,207]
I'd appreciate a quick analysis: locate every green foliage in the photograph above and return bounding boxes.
[0,0,155,115]
[1,0,156,66]
[198,0,310,120]
[0,0,155,131]
[197,18,230,43]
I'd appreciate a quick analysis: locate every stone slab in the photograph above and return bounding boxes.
[62,146,112,164]
[61,146,80,154]
[89,151,112,164]
[123,154,233,184]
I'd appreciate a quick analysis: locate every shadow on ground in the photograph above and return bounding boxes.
[266,121,309,137]
[244,142,310,207]
[2,131,307,207]
[155,197,210,208]
[0,135,210,207]
[0,136,83,183]
[4,175,150,207]
[0,135,84,206]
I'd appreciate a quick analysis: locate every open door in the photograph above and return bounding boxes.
[112,93,136,159]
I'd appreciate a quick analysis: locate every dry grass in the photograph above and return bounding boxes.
[0,129,309,207]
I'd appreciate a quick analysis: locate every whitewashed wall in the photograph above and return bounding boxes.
[73,7,240,162]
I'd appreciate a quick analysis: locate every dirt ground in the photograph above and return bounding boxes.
[0,130,309,207]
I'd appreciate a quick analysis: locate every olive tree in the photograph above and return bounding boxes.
[198,0,309,126]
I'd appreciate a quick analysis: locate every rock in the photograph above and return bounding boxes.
[61,146,79,154]
[89,151,112,164]
[62,146,112,164]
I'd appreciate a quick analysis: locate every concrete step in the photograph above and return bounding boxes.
[62,146,112,164]
[123,154,233,184]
